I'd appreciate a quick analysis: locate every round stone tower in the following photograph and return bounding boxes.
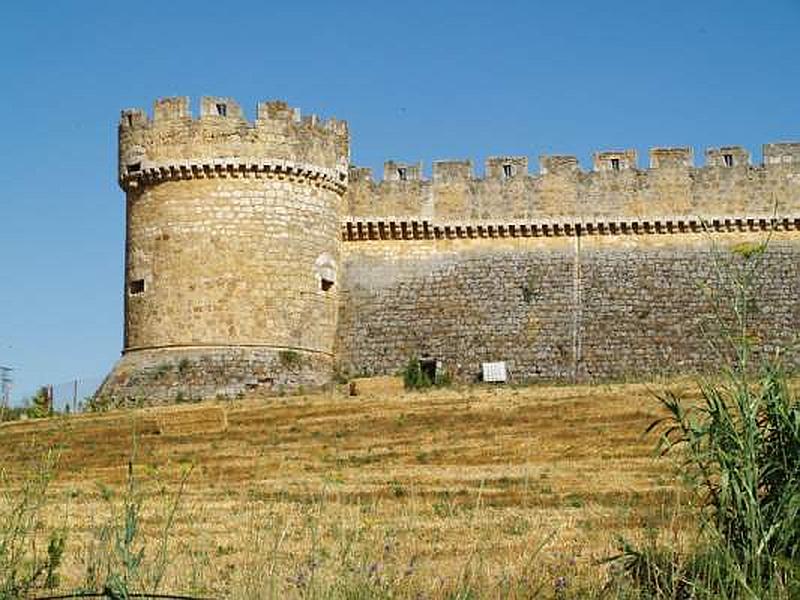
[98,96,349,403]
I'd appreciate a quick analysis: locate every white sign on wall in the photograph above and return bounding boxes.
[482,361,507,383]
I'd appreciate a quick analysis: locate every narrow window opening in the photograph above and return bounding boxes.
[502,164,513,178]
[320,278,334,292]
[397,167,407,181]
[216,103,227,117]
[126,114,133,127]
[610,158,621,171]
[723,153,734,167]
[129,279,145,295]
[127,162,141,173]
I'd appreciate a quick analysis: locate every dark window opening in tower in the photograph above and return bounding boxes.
[216,103,227,117]
[397,167,407,181]
[503,164,513,178]
[129,279,145,295]
[611,158,621,171]
[127,114,133,127]
[127,162,141,173]
[321,278,334,292]
[723,154,734,167]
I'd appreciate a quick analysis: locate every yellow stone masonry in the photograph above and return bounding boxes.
[98,95,800,404]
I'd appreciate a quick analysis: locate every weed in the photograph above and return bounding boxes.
[0,448,66,599]
[81,435,192,597]
[279,350,302,368]
[153,362,172,380]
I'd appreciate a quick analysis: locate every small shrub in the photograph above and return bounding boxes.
[153,363,172,380]
[403,357,452,390]
[279,350,302,368]
[26,387,52,419]
[402,357,431,390]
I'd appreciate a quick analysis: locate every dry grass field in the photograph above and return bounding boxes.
[0,378,701,598]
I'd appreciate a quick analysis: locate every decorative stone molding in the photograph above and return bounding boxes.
[342,215,800,242]
[121,158,348,195]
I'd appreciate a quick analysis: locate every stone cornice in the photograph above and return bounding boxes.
[341,215,800,242]
[120,158,348,195]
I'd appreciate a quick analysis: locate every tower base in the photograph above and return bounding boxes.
[95,346,334,407]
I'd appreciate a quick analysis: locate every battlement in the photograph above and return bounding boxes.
[593,150,637,172]
[119,96,350,191]
[540,155,580,176]
[486,156,528,179]
[383,161,423,182]
[705,146,750,168]
[353,140,800,186]
[347,141,800,222]
[764,142,800,165]
[649,147,694,169]
[433,160,473,183]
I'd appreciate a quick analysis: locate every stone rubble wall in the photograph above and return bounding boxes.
[336,231,800,383]
[98,347,332,406]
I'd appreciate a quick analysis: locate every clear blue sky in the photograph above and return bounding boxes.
[1,0,798,401]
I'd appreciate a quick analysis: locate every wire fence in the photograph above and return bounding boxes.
[14,377,105,414]
[32,593,214,600]
[51,377,105,413]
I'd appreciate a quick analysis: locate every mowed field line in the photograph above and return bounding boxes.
[0,379,698,593]
[0,380,685,501]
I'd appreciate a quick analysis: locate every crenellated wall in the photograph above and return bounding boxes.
[119,96,349,188]
[99,97,349,404]
[346,143,800,221]
[339,140,800,384]
[99,94,800,403]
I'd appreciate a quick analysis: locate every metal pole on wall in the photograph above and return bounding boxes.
[72,379,78,413]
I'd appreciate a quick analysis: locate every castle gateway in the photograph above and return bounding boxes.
[98,96,800,403]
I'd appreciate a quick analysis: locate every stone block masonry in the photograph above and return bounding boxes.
[98,97,348,404]
[97,95,800,404]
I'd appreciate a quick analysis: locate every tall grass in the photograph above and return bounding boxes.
[616,237,800,598]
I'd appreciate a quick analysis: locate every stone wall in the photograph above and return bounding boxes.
[120,96,349,175]
[99,95,800,404]
[98,97,349,403]
[99,346,332,405]
[346,144,800,221]
[123,177,342,354]
[337,231,800,382]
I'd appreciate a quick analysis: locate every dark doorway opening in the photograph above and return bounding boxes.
[420,357,438,383]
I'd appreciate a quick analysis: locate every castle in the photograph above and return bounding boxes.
[97,96,800,403]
